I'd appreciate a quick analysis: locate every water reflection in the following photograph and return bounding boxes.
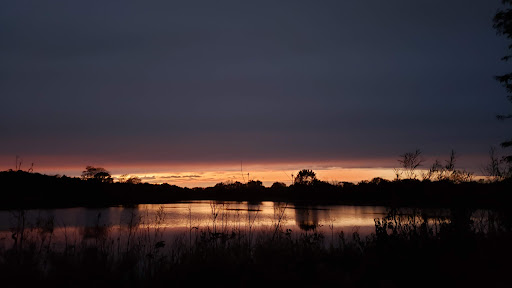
[0,201,504,250]
[294,206,320,231]
[0,202,389,233]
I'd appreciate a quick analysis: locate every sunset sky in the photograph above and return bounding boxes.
[1,1,511,187]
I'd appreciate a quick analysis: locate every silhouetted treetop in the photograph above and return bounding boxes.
[422,150,473,183]
[294,169,317,185]
[271,182,287,189]
[81,166,113,183]
[126,176,142,184]
[247,180,263,189]
[396,149,424,179]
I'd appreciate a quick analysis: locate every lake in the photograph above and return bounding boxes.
[0,201,489,251]
[0,200,506,287]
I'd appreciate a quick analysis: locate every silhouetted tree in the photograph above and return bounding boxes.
[94,172,113,183]
[81,166,113,183]
[126,176,142,184]
[483,147,511,180]
[247,180,263,189]
[493,1,512,167]
[118,174,142,184]
[270,182,287,189]
[369,177,389,185]
[294,169,317,185]
[118,174,129,183]
[396,149,424,179]
[422,150,473,183]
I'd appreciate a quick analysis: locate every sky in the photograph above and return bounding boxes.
[1,1,511,186]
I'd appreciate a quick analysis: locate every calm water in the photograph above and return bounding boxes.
[1,201,475,250]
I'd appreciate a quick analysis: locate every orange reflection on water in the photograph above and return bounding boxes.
[0,202,387,250]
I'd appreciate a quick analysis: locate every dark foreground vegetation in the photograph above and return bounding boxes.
[1,169,512,209]
[1,207,511,287]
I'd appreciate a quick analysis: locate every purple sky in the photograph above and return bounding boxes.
[1,0,511,179]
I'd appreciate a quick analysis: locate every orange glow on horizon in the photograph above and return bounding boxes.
[0,155,487,188]
[109,167,398,188]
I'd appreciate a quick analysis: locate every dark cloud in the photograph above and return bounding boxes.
[183,175,201,178]
[160,175,201,179]
[1,0,510,171]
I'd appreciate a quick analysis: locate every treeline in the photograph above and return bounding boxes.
[1,169,511,209]
[199,177,512,208]
[0,170,191,209]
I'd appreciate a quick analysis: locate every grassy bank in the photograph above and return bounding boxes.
[1,207,511,287]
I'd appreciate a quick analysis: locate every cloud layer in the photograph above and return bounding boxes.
[1,1,510,172]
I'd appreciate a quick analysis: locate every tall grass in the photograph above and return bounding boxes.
[1,205,511,287]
